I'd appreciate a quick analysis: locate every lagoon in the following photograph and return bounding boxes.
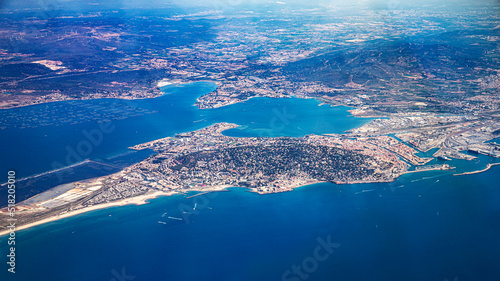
[0,82,370,180]
[1,82,500,281]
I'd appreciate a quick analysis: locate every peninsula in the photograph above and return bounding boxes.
[0,122,410,235]
[2,111,500,235]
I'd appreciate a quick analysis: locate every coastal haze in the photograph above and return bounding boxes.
[1,0,500,281]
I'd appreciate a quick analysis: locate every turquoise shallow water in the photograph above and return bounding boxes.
[0,82,370,180]
[1,82,500,281]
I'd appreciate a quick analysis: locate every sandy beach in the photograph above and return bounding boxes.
[0,190,174,237]
[0,184,235,237]
[5,159,496,237]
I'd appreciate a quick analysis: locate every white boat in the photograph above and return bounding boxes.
[168,216,183,221]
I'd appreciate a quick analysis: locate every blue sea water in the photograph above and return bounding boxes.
[1,167,500,281]
[1,82,500,281]
[0,82,369,180]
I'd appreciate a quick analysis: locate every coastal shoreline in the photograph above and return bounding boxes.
[0,179,353,235]
[1,181,334,236]
[0,190,172,237]
[0,81,200,111]
[0,94,165,111]
[2,161,498,236]
[0,185,233,237]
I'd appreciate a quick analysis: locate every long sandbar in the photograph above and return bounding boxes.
[0,191,172,236]
[0,184,233,237]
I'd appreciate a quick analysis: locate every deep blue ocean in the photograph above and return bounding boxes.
[1,83,500,281]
